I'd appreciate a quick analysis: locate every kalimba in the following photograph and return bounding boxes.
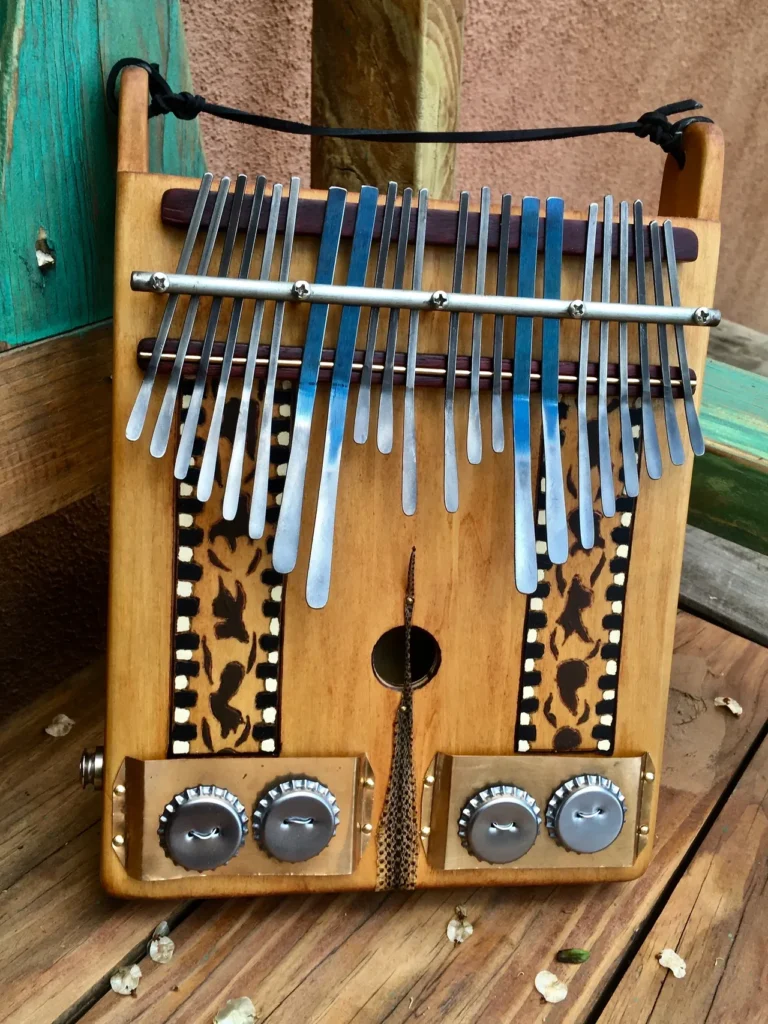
[83,69,723,897]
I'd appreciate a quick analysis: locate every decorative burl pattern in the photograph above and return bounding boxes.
[514,398,641,755]
[170,378,294,756]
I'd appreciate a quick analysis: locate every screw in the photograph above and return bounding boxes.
[424,775,435,787]
[114,783,126,796]
[638,824,650,835]
[293,280,311,300]
[693,306,714,326]
[150,271,169,293]
[568,299,586,319]
[421,826,431,837]
[644,771,655,782]
[431,289,449,309]
[365,777,375,789]
[113,834,125,846]
[362,823,373,834]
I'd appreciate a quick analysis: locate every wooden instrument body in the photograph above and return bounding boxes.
[103,69,722,898]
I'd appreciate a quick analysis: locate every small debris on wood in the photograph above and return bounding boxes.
[213,996,256,1023]
[658,948,687,978]
[44,713,75,737]
[446,905,473,945]
[556,948,591,964]
[714,696,743,717]
[535,970,568,1003]
[110,963,142,996]
[149,930,175,964]
[35,227,55,271]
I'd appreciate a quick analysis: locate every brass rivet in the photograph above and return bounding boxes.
[424,775,435,786]
[362,823,373,834]
[113,834,125,846]
[644,772,655,782]
[638,824,650,835]
[365,777,375,789]
[421,826,431,837]
[114,783,126,795]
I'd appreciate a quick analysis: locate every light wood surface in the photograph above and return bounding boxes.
[310,0,465,198]
[4,611,768,1022]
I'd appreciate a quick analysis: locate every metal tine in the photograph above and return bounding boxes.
[402,188,429,516]
[663,219,706,456]
[223,180,285,521]
[249,176,301,538]
[598,195,616,518]
[306,186,380,608]
[377,187,413,454]
[197,177,268,501]
[512,196,540,595]
[577,203,599,549]
[541,196,568,564]
[150,175,234,458]
[444,191,470,513]
[618,201,639,498]
[649,220,685,465]
[492,193,512,453]
[353,181,398,444]
[467,186,491,464]
[176,175,266,481]
[126,172,213,441]
[633,201,663,480]
[271,187,347,574]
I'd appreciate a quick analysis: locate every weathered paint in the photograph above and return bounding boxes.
[0,0,205,348]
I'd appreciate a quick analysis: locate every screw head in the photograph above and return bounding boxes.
[293,280,311,300]
[150,271,169,293]
[693,306,714,326]
[113,834,125,846]
[362,823,373,834]
[644,771,655,782]
[424,775,435,787]
[421,826,431,837]
[114,783,126,796]
[638,824,650,835]
[568,299,586,319]
[431,289,449,309]
[365,777,375,789]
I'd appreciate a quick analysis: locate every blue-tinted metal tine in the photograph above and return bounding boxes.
[577,203,599,548]
[541,196,567,564]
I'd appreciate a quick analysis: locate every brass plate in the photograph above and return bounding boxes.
[119,755,373,881]
[422,753,651,872]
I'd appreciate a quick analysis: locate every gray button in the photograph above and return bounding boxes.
[253,778,340,862]
[458,784,541,863]
[158,785,247,871]
[546,775,626,854]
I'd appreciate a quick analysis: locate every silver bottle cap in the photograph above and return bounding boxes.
[458,784,541,863]
[546,775,626,854]
[158,785,247,871]
[253,777,340,862]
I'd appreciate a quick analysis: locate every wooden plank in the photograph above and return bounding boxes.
[0,0,204,348]
[599,726,768,1022]
[310,0,465,198]
[0,661,184,1024]
[708,319,768,377]
[680,525,768,647]
[0,322,112,538]
[81,613,768,1022]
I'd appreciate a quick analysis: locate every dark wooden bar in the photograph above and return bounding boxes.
[137,338,697,396]
[161,189,699,262]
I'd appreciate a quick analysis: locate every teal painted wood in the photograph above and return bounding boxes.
[0,0,205,348]
[699,357,768,465]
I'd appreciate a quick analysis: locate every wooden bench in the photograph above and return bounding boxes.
[2,607,766,1023]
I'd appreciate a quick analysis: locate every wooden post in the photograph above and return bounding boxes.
[310,0,464,198]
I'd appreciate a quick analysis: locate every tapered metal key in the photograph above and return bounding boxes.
[467,186,491,465]
[598,195,616,518]
[126,172,213,441]
[353,181,397,445]
[492,194,512,454]
[271,187,347,574]
[633,201,662,480]
[649,220,685,466]
[577,202,598,549]
[402,188,429,516]
[377,188,412,454]
[541,196,567,564]
[444,191,470,513]
[618,200,639,498]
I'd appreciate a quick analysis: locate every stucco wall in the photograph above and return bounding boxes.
[181,0,768,331]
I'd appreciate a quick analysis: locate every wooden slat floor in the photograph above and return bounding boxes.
[1,611,766,1024]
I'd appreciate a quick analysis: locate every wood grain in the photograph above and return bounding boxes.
[0,322,112,538]
[78,612,768,1022]
[310,0,465,198]
[659,123,725,222]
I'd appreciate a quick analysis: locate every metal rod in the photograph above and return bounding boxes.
[196,176,267,502]
[492,194,512,453]
[150,174,233,458]
[377,188,412,454]
[249,176,301,539]
[577,203,598,550]
[353,181,397,445]
[664,219,706,456]
[306,185,379,608]
[512,196,540,595]
[132,271,719,327]
[402,188,429,516]
[618,200,639,498]
[541,196,567,564]
[126,172,213,441]
[444,191,470,514]
[468,186,490,465]
[271,187,347,575]
[650,220,685,466]
[598,195,616,518]
[634,201,662,481]
[223,180,284,521]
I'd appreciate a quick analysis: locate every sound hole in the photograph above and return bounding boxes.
[372,626,441,691]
